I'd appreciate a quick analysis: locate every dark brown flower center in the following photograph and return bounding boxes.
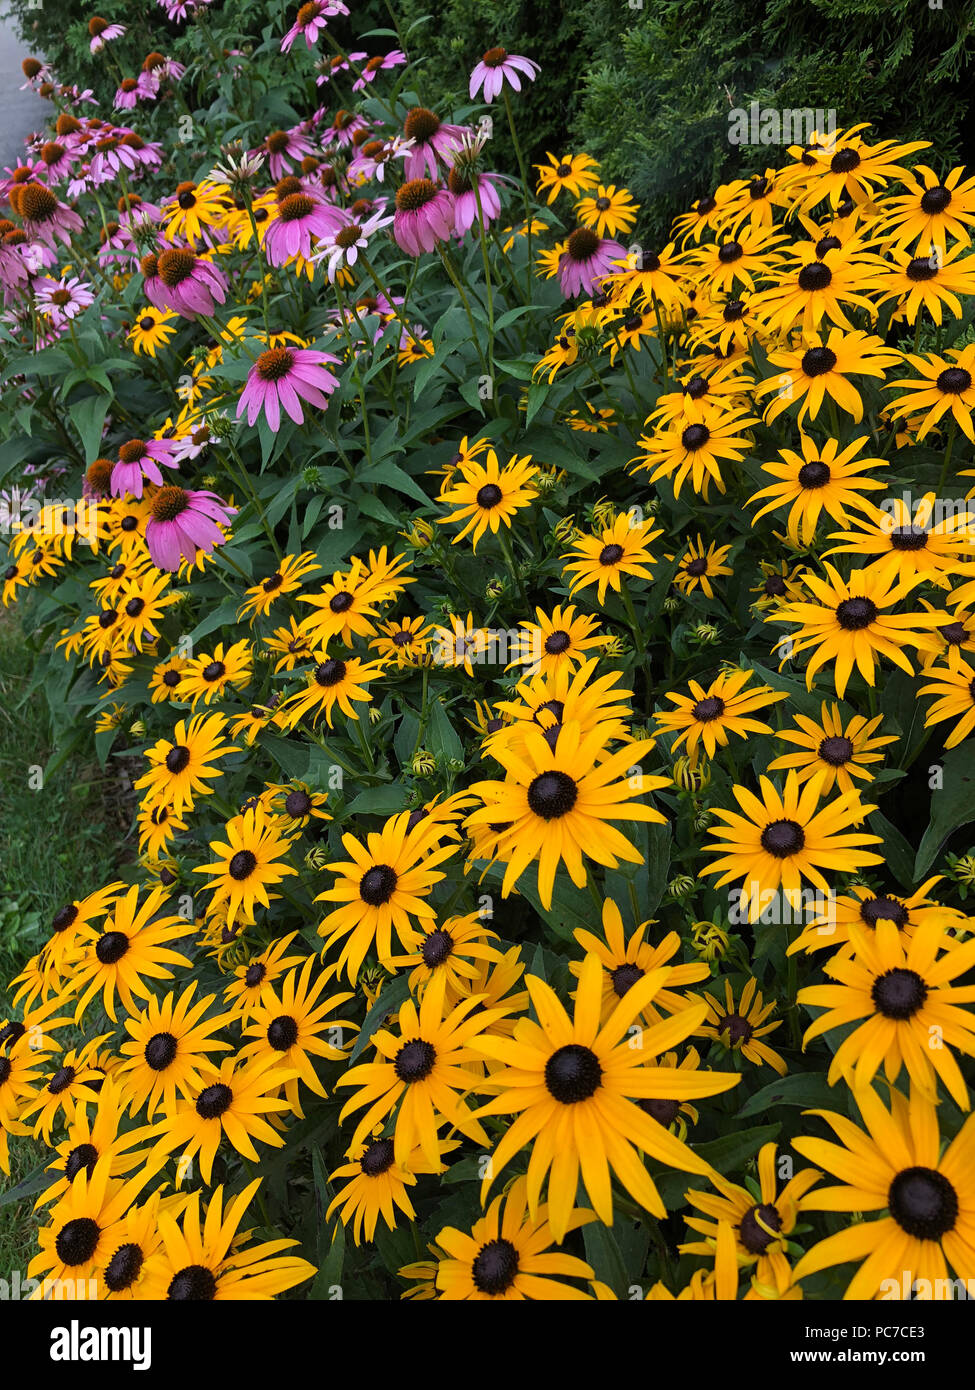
[544,1043,602,1103]
[165,743,191,774]
[906,255,939,282]
[937,367,972,394]
[836,596,878,630]
[610,962,644,997]
[96,931,129,965]
[315,658,347,687]
[472,1237,519,1295]
[168,1265,218,1299]
[681,424,710,451]
[889,525,928,551]
[760,819,805,857]
[819,735,853,765]
[871,967,928,1019]
[692,695,725,721]
[801,346,837,377]
[598,543,624,565]
[229,849,257,881]
[104,1243,144,1292]
[195,1082,232,1119]
[360,864,397,905]
[394,1038,436,1082]
[278,192,316,222]
[798,261,832,291]
[267,1015,299,1050]
[476,483,503,508]
[566,227,600,261]
[888,1167,957,1239]
[157,248,197,287]
[55,1217,100,1266]
[360,1137,395,1175]
[739,1203,782,1254]
[527,770,578,820]
[404,107,441,143]
[145,1032,178,1070]
[798,460,830,488]
[255,347,295,381]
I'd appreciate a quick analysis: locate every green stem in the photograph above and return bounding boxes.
[939,419,958,493]
[502,90,533,299]
[497,527,527,610]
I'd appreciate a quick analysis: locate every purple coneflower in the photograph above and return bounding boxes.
[0,242,28,291]
[88,17,126,53]
[402,108,468,181]
[146,486,235,571]
[111,438,179,499]
[154,247,228,318]
[34,140,73,185]
[315,50,367,84]
[314,206,392,281]
[447,153,503,239]
[558,227,626,298]
[115,78,155,111]
[326,110,368,150]
[17,184,83,248]
[281,0,349,53]
[237,346,340,431]
[393,179,454,256]
[469,47,539,102]
[263,191,342,266]
[352,51,406,91]
[260,127,316,181]
[35,275,94,325]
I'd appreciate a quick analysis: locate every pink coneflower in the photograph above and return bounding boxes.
[146,485,235,571]
[115,77,156,111]
[88,132,162,184]
[313,206,392,281]
[19,59,53,90]
[326,109,369,150]
[17,184,83,249]
[136,71,162,101]
[67,87,100,108]
[393,179,454,256]
[281,0,349,53]
[154,248,228,318]
[315,50,366,84]
[139,251,167,309]
[0,242,28,291]
[172,419,219,463]
[237,346,340,432]
[263,191,342,266]
[558,227,626,298]
[352,50,407,92]
[35,275,94,325]
[88,17,126,53]
[34,140,73,185]
[142,52,185,84]
[158,0,212,21]
[468,47,539,102]
[448,167,503,239]
[347,135,413,186]
[260,127,316,181]
[110,438,179,499]
[402,108,468,181]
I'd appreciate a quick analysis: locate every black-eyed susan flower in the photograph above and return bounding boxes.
[471,953,739,1241]
[237,550,321,622]
[747,434,888,546]
[149,653,189,704]
[388,910,503,1002]
[788,877,961,959]
[139,1178,316,1299]
[36,1078,145,1208]
[792,1084,975,1299]
[575,183,638,239]
[116,983,233,1120]
[700,978,787,1074]
[700,769,883,922]
[672,535,734,596]
[506,603,610,678]
[799,916,975,1109]
[681,1141,821,1295]
[768,701,898,795]
[634,406,759,502]
[918,648,975,748]
[825,493,975,590]
[194,804,298,929]
[871,241,975,325]
[879,163,975,254]
[128,306,178,356]
[369,614,434,666]
[176,638,253,708]
[790,124,928,213]
[276,652,386,730]
[338,972,501,1166]
[148,1052,297,1183]
[486,656,634,756]
[885,345,975,445]
[688,226,786,296]
[239,956,354,1116]
[29,1160,154,1292]
[653,668,786,759]
[327,1134,451,1246]
[437,450,538,552]
[561,513,662,604]
[534,151,599,204]
[317,811,459,982]
[67,884,195,1024]
[434,1174,596,1300]
[756,329,901,426]
[223,932,307,1020]
[16,1045,106,1142]
[466,721,670,909]
[136,801,188,858]
[768,561,950,696]
[135,712,239,816]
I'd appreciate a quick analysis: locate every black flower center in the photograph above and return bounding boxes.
[692,695,725,722]
[685,557,708,576]
[165,744,191,774]
[801,346,837,377]
[195,1082,233,1119]
[285,789,312,816]
[360,1137,395,1175]
[639,1096,681,1125]
[168,1264,218,1300]
[421,928,454,968]
[202,661,226,682]
[798,261,832,291]
[598,543,624,565]
[907,256,939,282]
[860,895,909,928]
[610,962,644,997]
[718,1012,753,1044]
[815,235,841,258]
[888,1167,958,1239]
[544,629,571,655]
[871,967,928,1019]
[394,1038,436,1082]
[329,591,353,613]
[315,659,347,687]
[818,735,854,765]
[527,770,578,820]
[476,483,503,509]
[941,621,968,645]
[836,596,878,630]
[798,460,830,489]
[717,240,743,263]
[937,366,972,394]
[545,1044,602,1103]
[96,931,129,965]
[65,1142,99,1182]
[760,818,805,857]
[889,525,928,551]
[682,423,711,451]
[920,185,952,214]
[55,1217,100,1267]
[739,1203,783,1254]
[0,1021,25,1048]
[267,1015,299,1050]
[49,1065,75,1095]
[104,1242,145,1292]
[53,903,79,933]
[764,575,787,596]
[145,1032,178,1070]
[830,147,861,173]
[360,864,398,905]
[471,1237,520,1295]
[229,849,257,881]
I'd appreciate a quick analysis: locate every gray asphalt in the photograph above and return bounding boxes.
[0,12,48,173]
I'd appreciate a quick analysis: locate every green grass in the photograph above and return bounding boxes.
[0,602,122,1281]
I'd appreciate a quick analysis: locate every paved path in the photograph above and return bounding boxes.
[0,12,47,173]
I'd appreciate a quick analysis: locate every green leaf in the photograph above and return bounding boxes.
[69,393,111,464]
[0,1162,49,1207]
[689,1123,781,1173]
[915,740,975,878]
[869,811,915,891]
[582,1223,632,1299]
[345,784,406,817]
[426,699,464,764]
[737,1073,837,1119]
[348,975,411,1063]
